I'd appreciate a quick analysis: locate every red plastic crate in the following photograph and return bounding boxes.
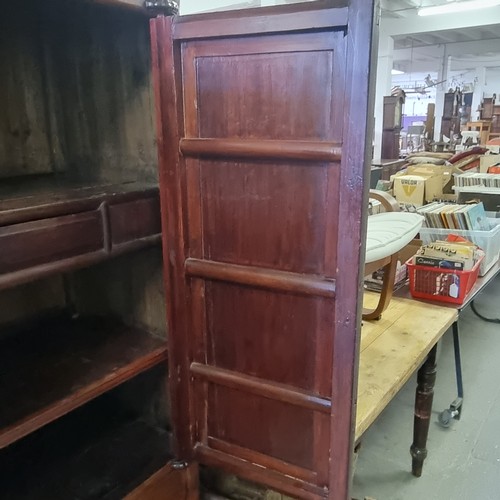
[407,256,483,305]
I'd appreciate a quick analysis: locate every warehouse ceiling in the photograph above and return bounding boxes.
[381,0,450,18]
[380,0,500,75]
[392,25,500,50]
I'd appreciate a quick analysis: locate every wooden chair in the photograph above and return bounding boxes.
[465,120,491,145]
[363,190,423,320]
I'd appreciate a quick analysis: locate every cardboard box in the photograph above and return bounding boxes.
[392,175,427,206]
[392,172,443,206]
[480,154,500,173]
[408,164,461,193]
[392,164,461,206]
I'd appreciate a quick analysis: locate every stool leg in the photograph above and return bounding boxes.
[410,344,437,477]
[362,254,398,321]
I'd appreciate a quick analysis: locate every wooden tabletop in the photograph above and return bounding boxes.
[355,292,458,442]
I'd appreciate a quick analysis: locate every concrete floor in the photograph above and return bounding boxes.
[352,275,500,500]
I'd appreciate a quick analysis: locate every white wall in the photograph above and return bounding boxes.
[483,67,500,97]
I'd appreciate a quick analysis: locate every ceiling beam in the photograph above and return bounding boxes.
[382,9,500,36]
[437,32,463,43]
[393,39,500,61]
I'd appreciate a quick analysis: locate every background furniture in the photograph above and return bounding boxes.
[371,158,406,181]
[480,96,495,120]
[490,103,500,138]
[359,292,457,475]
[465,121,491,145]
[151,2,377,499]
[441,90,462,140]
[382,95,405,159]
[364,191,423,320]
[399,259,500,429]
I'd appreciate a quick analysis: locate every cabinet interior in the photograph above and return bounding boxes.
[0,0,170,497]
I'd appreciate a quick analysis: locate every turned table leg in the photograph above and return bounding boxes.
[410,344,437,477]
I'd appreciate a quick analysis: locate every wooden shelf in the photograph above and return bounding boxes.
[0,314,168,448]
[0,177,157,225]
[0,393,172,500]
[0,177,162,290]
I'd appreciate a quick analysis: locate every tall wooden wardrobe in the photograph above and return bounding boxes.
[0,1,376,499]
[151,1,376,499]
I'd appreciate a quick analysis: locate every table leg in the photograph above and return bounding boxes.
[410,344,437,477]
[453,321,464,402]
[438,321,464,427]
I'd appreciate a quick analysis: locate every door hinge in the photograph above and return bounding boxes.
[170,459,188,470]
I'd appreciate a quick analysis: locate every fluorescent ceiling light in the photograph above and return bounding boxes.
[392,69,405,75]
[418,0,500,16]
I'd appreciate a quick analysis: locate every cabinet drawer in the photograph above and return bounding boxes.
[0,211,104,274]
[109,197,161,246]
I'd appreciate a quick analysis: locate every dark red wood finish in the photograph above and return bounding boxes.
[0,315,167,449]
[151,3,377,498]
[0,182,161,290]
[410,344,438,477]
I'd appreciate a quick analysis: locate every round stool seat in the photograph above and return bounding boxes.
[366,212,424,264]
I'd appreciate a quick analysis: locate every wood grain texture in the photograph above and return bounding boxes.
[186,258,336,298]
[0,178,159,226]
[198,160,331,273]
[356,293,457,441]
[151,3,376,498]
[410,345,437,477]
[191,363,331,413]
[328,0,377,496]
[195,445,326,500]
[208,437,318,484]
[180,138,342,162]
[150,15,194,458]
[109,197,161,245]
[125,463,199,500]
[174,5,348,40]
[204,281,333,395]
[0,314,167,448]
[0,181,161,291]
[0,211,105,274]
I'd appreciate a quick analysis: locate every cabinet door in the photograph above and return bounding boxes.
[151,3,376,499]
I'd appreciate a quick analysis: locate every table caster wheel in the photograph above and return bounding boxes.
[438,409,452,428]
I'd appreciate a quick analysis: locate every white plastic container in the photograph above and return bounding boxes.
[419,216,500,276]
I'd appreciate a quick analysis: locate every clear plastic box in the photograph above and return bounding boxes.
[419,216,500,276]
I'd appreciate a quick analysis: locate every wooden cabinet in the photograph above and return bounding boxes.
[151,1,376,499]
[490,104,500,134]
[480,96,495,120]
[441,90,462,140]
[0,0,190,497]
[1,1,376,498]
[381,95,404,159]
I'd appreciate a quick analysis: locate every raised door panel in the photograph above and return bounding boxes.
[200,160,332,273]
[181,33,343,494]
